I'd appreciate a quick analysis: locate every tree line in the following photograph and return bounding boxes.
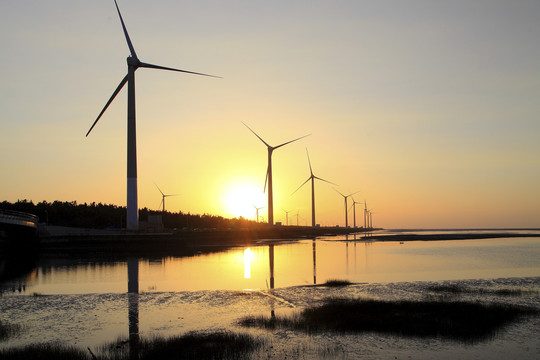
[1,200,256,230]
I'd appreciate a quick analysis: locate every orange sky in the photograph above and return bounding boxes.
[1,1,539,228]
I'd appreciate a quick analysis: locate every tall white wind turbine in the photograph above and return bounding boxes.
[86,0,219,230]
[334,189,359,228]
[243,122,310,225]
[292,149,336,227]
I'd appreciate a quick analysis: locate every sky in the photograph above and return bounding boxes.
[1,0,539,229]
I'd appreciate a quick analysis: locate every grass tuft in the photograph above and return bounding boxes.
[324,279,352,287]
[99,330,264,360]
[138,331,263,360]
[0,331,263,360]
[0,344,88,360]
[0,320,22,341]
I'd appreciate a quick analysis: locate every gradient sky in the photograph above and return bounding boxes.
[1,0,539,229]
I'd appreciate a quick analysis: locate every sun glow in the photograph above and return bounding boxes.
[222,182,266,219]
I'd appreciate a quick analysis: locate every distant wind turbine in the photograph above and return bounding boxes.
[364,200,368,232]
[334,189,359,228]
[243,122,310,225]
[368,209,375,230]
[254,205,264,223]
[282,209,291,226]
[155,184,179,213]
[292,149,336,227]
[86,0,219,230]
[350,197,364,229]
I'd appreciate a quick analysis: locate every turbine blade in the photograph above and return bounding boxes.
[291,177,311,196]
[306,148,313,176]
[242,122,271,148]
[86,74,128,137]
[139,62,221,78]
[155,183,165,196]
[333,188,345,197]
[114,0,138,59]
[274,133,311,150]
[159,198,163,210]
[264,164,269,193]
[314,176,338,186]
[347,191,360,198]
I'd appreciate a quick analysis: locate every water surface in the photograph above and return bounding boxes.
[2,234,539,295]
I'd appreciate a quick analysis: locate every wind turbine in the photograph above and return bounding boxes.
[86,0,219,230]
[334,189,359,228]
[253,205,264,222]
[282,209,291,226]
[155,184,179,213]
[292,149,336,227]
[350,197,364,229]
[242,122,310,225]
[368,209,375,230]
[364,200,368,232]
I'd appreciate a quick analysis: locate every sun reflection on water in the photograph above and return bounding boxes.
[243,248,252,279]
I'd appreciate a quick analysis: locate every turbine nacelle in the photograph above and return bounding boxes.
[127,56,141,68]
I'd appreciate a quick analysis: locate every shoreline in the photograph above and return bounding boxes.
[3,226,537,256]
[26,227,539,257]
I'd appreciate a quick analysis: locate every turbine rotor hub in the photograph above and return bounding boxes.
[127,56,140,68]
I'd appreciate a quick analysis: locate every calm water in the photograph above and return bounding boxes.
[2,233,539,295]
[1,231,540,359]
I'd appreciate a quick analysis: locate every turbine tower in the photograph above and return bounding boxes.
[243,122,310,225]
[292,149,336,227]
[334,189,359,228]
[86,0,219,230]
[155,184,179,213]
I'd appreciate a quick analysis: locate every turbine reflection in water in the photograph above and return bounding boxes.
[128,292,139,359]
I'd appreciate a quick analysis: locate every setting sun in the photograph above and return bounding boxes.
[222,181,266,220]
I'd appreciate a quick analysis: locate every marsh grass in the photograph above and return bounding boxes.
[0,343,88,360]
[240,298,538,343]
[0,319,22,341]
[0,331,263,360]
[324,279,352,287]
[140,331,261,360]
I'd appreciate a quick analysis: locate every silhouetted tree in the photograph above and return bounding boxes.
[1,200,261,230]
